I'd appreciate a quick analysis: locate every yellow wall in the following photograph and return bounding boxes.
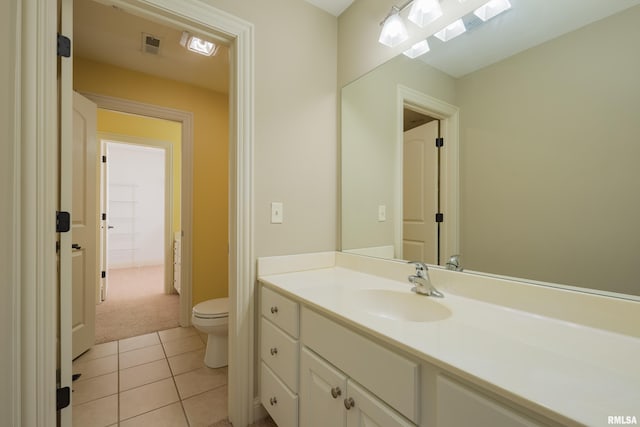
[97,110,182,236]
[74,57,229,305]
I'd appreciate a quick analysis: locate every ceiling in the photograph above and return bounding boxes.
[74,0,229,93]
[418,0,640,78]
[304,0,355,16]
[73,0,640,94]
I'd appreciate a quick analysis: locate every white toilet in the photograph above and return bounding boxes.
[191,297,229,368]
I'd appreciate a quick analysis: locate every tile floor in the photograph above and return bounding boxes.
[72,326,228,427]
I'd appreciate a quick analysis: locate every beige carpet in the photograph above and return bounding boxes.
[95,265,179,343]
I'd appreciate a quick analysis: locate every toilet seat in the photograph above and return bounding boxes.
[193,297,229,319]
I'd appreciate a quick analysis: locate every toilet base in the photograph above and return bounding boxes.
[204,334,228,368]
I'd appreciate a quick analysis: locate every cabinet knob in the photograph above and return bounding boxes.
[270,306,278,314]
[344,397,355,410]
[330,387,342,399]
[270,347,278,356]
[269,397,278,406]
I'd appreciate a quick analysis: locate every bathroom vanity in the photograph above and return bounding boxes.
[257,252,640,427]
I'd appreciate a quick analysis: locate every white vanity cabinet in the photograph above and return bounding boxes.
[260,286,300,427]
[300,306,419,427]
[300,347,415,427]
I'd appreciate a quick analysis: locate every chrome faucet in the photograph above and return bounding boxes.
[407,261,444,298]
[446,254,463,272]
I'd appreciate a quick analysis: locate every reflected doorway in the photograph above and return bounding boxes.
[402,108,441,265]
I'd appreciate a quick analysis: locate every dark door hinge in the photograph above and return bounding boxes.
[435,137,444,148]
[56,211,71,233]
[102,155,107,163]
[101,213,106,221]
[57,34,71,58]
[101,271,106,279]
[56,386,71,411]
[435,213,444,223]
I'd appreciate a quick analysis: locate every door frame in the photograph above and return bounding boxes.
[20,0,255,426]
[396,85,460,264]
[100,134,175,298]
[89,95,191,320]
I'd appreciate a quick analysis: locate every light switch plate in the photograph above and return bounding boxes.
[271,202,283,224]
[378,205,386,222]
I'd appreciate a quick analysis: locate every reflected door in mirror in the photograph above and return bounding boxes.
[403,119,439,264]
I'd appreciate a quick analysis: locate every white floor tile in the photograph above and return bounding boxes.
[119,378,179,421]
[119,358,172,392]
[119,344,165,369]
[119,332,160,353]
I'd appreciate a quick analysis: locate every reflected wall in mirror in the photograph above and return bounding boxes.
[341,3,640,298]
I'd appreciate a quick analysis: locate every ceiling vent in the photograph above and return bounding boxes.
[142,33,161,55]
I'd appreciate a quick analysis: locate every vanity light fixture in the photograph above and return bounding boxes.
[180,31,219,56]
[473,0,511,21]
[379,7,410,47]
[403,39,431,58]
[408,0,443,28]
[434,18,467,41]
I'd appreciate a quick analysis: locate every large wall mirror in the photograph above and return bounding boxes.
[341,0,640,299]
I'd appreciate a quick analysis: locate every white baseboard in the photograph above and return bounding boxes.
[253,397,267,423]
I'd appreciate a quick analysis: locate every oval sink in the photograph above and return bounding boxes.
[355,289,451,322]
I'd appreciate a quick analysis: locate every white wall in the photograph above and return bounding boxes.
[206,0,338,258]
[0,0,18,424]
[107,143,165,268]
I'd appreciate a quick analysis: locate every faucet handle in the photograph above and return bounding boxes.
[446,254,462,271]
[408,261,428,277]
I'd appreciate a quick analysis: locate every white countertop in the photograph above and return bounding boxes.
[259,265,640,426]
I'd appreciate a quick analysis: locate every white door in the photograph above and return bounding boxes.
[403,120,439,264]
[345,381,414,427]
[300,347,348,427]
[71,92,98,359]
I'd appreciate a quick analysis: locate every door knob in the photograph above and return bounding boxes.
[72,243,82,250]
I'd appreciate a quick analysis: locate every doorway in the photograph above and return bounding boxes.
[55,1,255,426]
[96,137,179,343]
[402,108,441,264]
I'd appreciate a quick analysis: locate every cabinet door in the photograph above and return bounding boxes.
[437,375,543,427]
[300,347,348,427]
[345,381,415,427]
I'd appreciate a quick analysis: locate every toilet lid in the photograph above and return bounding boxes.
[193,297,229,319]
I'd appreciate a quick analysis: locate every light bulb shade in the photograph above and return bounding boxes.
[474,0,511,22]
[403,39,430,58]
[408,0,443,28]
[180,31,218,56]
[434,19,467,42]
[378,13,409,47]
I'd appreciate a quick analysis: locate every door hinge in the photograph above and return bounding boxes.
[102,155,107,163]
[56,386,71,411]
[102,213,107,221]
[56,211,71,233]
[435,213,444,223]
[435,137,444,148]
[57,34,71,58]
[101,271,106,279]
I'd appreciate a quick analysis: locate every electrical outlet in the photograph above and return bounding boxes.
[378,205,386,222]
[271,202,283,224]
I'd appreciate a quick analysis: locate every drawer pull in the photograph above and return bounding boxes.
[330,387,342,399]
[344,397,355,410]
[270,306,279,314]
[269,397,278,406]
[270,347,278,356]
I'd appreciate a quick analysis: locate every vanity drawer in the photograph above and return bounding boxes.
[301,307,419,424]
[261,362,298,427]
[262,286,299,338]
[261,317,299,392]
